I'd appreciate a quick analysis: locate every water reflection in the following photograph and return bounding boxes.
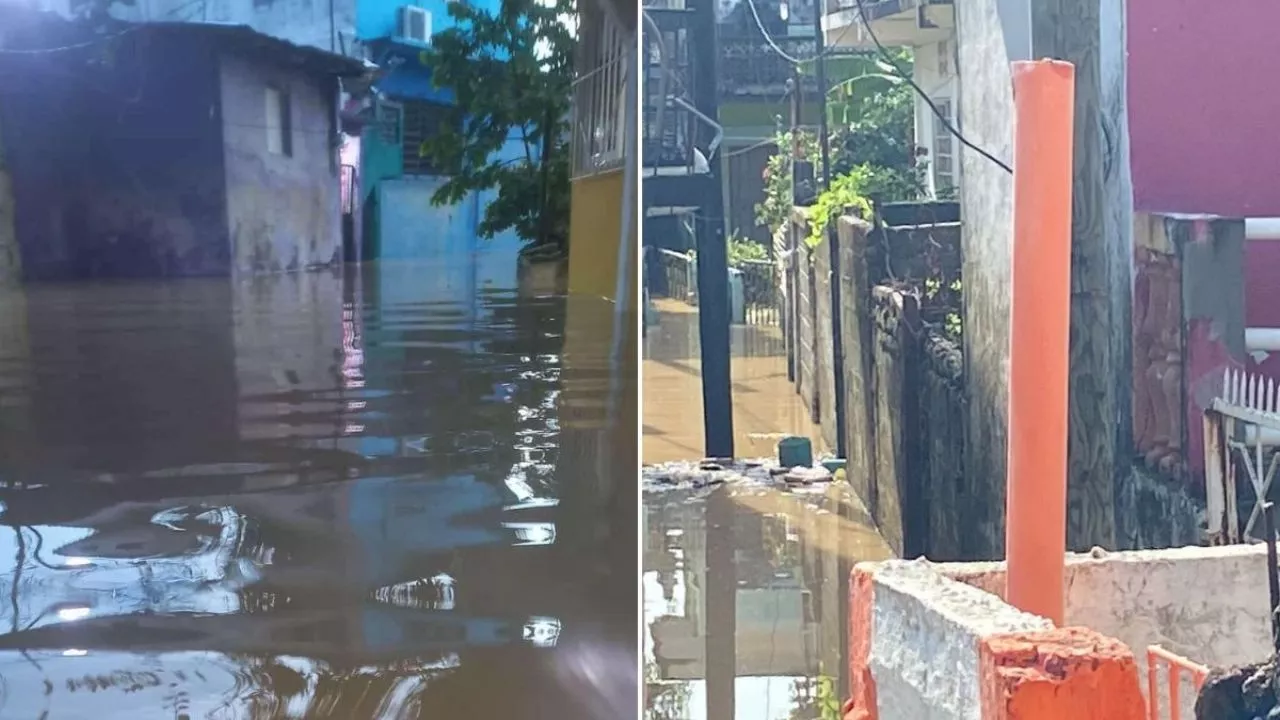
[0,260,636,719]
[643,483,893,720]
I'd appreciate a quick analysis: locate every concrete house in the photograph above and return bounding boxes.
[348,0,529,263]
[0,11,366,280]
[823,0,958,199]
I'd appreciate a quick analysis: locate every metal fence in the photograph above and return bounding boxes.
[1145,645,1206,720]
[649,249,786,330]
[658,249,697,305]
[738,258,781,326]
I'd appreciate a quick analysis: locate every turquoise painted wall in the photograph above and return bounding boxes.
[355,0,500,44]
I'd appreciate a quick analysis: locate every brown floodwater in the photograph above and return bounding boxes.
[642,482,893,720]
[0,259,637,719]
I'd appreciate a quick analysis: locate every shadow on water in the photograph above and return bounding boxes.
[643,482,893,720]
[0,259,636,719]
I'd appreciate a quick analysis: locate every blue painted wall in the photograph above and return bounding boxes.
[355,0,501,45]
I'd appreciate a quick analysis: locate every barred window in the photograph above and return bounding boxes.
[572,1,630,177]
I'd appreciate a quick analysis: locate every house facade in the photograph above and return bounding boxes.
[0,12,363,280]
[349,0,530,264]
[823,0,960,199]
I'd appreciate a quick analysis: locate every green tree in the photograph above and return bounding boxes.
[758,48,926,238]
[419,0,575,252]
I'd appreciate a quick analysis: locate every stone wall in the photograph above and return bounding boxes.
[796,208,968,559]
[917,334,974,560]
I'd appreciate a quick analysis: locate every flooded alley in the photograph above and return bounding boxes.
[642,299,821,465]
[0,259,637,719]
[643,481,892,720]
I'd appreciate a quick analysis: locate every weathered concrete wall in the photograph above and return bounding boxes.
[946,544,1276,680]
[954,0,1015,560]
[1125,213,1244,548]
[847,560,1144,720]
[0,29,231,280]
[797,210,969,558]
[796,236,818,424]
[868,287,914,557]
[220,52,342,276]
[918,334,971,560]
[814,235,837,454]
[85,0,358,53]
[837,217,874,509]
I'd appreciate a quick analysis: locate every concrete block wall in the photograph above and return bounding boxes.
[846,559,1146,720]
[944,544,1275,674]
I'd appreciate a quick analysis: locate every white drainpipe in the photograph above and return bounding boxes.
[1246,218,1280,240]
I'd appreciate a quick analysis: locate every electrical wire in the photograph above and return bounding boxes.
[850,0,1012,174]
[742,0,858,65]
[0,0,205,56]
[0,24,146,55]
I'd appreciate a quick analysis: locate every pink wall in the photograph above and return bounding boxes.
[1129,1,1280,378]
[1128,0,1280,217]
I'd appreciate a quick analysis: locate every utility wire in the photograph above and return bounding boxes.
[743,0,861,65]
[0,0,204,56]
[850,0,1012,174]
[0,24,146,55]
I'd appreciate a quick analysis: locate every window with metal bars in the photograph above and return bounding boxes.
[400,100,457,175]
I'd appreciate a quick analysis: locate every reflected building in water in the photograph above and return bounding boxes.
[644,484,889,720]
[0,255,636,718]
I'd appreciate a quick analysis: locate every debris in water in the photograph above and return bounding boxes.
[784,466,832,485]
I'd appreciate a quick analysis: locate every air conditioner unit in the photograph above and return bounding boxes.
[396,5,431,45]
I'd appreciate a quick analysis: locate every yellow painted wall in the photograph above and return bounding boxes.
[567,169,626,299]
[563,168,636,447]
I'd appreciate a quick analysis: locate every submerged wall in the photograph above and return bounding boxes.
[220,53,342,275]
[568,169,626,300]
[0,28,231,280]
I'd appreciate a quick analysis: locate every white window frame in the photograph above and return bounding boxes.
[931,97,954,195]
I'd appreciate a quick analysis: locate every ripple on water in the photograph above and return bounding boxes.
[0,260,635,718]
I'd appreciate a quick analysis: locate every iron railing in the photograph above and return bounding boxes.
[658,249,697,305]
[1146,645,1207,720]
[739,258,781,326]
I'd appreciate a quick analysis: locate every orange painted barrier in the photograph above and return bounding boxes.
[1145,646,1208,720]
[1005,59,1076,626]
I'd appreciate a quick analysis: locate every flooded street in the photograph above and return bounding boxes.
[642,300,893,719]
[0,260,637,719]
[642,300,821,464]
[643,483,892,720]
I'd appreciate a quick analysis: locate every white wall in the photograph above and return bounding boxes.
[867,561,1051,720]
[911,39,959,198]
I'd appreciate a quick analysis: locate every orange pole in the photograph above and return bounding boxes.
[1006,59,1075,626]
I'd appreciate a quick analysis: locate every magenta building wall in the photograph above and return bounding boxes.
[1129,0,1280,379]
